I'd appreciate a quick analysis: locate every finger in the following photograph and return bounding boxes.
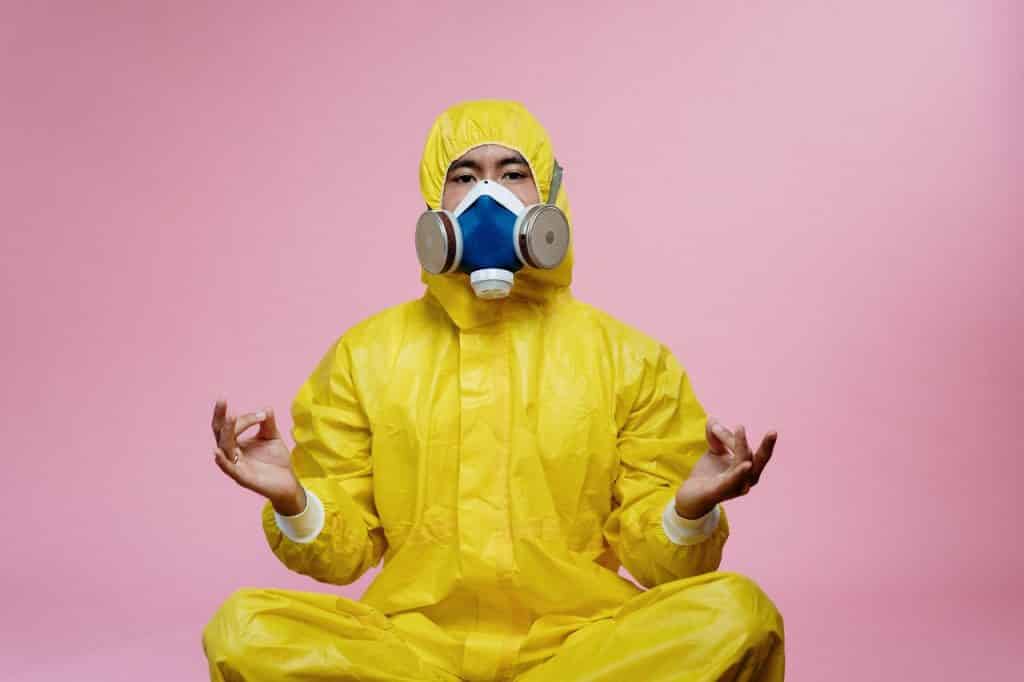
[211,399,227,441]
[234,410,268,440]
[706,417,734,455]
[734,425,754,464]
[713,460,753,500]
[218,414,238,455]
[750,431,777,485]
[257,407,282,440]
[213,447,240,482]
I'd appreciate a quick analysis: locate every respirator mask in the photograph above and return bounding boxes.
[415,159,570,299]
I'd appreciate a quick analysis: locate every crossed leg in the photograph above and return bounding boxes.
[514,571,785,682]
[203,587,460,682]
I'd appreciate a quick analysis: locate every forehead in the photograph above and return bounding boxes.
[448,143,529,167]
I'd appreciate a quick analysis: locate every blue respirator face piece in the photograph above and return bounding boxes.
[455,191,524,275]
[415,160,570,299]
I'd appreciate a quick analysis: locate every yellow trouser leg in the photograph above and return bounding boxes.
[515,571,784,682]
[202,587,460,682]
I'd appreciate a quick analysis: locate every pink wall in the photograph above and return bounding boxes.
[3,2,1020,679]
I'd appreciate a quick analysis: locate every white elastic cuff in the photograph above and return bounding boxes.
[273,488,324,544]
[661,498,721,546]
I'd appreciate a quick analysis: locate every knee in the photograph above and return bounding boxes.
[203,588,266,666]
[701,572,784,648]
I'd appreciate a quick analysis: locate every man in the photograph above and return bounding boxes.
[204,99,784,681]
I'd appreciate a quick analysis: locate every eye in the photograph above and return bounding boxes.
[502,171,527,181]
[451,174,476,184]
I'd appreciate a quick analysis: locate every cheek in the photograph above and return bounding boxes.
[441,183,467,212]
[513,181,540,206]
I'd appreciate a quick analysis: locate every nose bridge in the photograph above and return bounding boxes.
[481,159,504,181]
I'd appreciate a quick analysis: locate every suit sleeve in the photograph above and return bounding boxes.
[603,342,730,588]
[261,334,387,585]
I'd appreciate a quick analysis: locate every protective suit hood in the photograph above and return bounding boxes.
[418,99,574,329]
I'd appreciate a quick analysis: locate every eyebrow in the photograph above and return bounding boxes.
[446,154,530,176]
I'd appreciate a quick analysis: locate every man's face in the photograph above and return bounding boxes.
[440,144,540,212]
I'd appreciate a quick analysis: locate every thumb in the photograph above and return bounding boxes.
[257,407,283,440]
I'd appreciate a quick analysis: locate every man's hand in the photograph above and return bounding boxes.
[210,399,306,516]
[673,417,778,520]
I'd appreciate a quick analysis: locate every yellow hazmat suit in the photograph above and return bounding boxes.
[204,99,784,681]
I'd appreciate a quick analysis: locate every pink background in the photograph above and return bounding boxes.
[3,1,1021,679]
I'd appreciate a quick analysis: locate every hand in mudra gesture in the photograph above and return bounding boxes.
[211,399,306,515]
[674,417,778,520]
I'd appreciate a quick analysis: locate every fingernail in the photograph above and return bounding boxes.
[255,411,266,420]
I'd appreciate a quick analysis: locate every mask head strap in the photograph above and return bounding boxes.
[548,159,563,205]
